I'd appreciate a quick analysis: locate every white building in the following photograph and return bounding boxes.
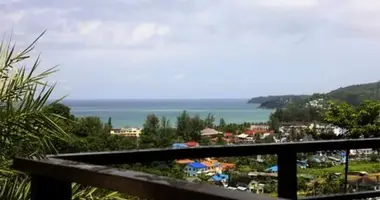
[110,128,142,137]
[308,98,325,108]
[201,128,222,137]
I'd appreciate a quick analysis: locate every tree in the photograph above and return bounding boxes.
[261,134,275,143]
[289,127,297,141]
[216,134,226,145]
[324,100,380,138]
[204,113,215,128]
[218,118,227,132]
[189,115,204,141]
[140,114,160,148]
[0,32,69,161]
[72,116,105,137]
[370,152,378,162]
[107,117,113,129]
[0,33,124,199]
[176,111,192,141]
[268,115,280,133]
[176,111,205,142]
[198,173,210,182]
[156,117,175,148]
[43,102,74,119]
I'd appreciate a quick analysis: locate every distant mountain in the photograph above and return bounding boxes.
[247,95,310,104]
[249,81,380,109]
[327,81,380,105]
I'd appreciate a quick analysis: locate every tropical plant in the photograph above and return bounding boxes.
[0,33,127,199]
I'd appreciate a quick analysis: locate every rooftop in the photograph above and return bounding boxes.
[187,162,207,169]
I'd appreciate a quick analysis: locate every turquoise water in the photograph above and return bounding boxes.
[62,99,274,128]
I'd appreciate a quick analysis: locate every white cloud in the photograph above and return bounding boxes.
[3,0,380,84]
[78,20,102,35]
[174,73,185,80]
[3,0,380,51]
[131,23,171,44]
[4,10,26,23]
[238,0,318,8]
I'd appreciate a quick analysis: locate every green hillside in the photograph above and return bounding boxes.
[247,95,310,104]
[248,81,380,108]
[327,81,380,105]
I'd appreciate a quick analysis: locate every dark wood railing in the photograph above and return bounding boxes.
[12,138,380,200]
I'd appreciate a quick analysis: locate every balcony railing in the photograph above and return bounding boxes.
[12,138,380,200]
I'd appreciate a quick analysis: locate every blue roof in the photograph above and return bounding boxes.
[187,162,207,169]
[266,165,278,172]
[211,173,229,182]
[172,143,188,149]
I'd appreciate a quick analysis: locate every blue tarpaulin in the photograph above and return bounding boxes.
[265,165,278,172]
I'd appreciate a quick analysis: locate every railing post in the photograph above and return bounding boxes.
[31,174,71,200]
[277,151,298,200]
[343,148,350,193]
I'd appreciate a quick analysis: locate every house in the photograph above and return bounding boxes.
[185,162,208,176]
[185,141,199,148]
[244,130,256,135]
[274,136,287,143]
[201,159,220,171]
[110,128,141,137]
[309,99,324,108]
[210,173,229,184]
[300,134,314,142]
[308,155,328,165]
[175,159,194,165]
[172,143,188,149]
[250,124,270,132]
[237,133,248,139]
[261,132,272,139]
[220,163,235,171]
[110,129,121,134]
[224,132,234,138]
[357,148,375,156]
[332,126,346,136]
[348,175,380,191]
[210,137,233,144]
[201,128,222,137]
[297,160,309,169]
[256,155,264,163]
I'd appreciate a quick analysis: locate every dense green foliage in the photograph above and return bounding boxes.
[247,95,310,104]
[328,81,380,105]
[269,101,324,124]
[324,100,380,138]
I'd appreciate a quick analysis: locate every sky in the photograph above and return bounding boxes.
[1,0,380,99]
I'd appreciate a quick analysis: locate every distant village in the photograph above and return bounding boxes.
[110,124,380,195]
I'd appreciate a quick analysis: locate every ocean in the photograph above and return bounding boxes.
[62,99,274,128]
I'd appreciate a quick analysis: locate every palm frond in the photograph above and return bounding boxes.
[0,32,131,200]
[0,177,128,200]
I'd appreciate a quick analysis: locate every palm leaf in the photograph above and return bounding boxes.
[0,33,128,200]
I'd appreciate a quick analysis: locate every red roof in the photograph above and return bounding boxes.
[224,133,233,137]
[244,130,256,135]
[186,141,199,147]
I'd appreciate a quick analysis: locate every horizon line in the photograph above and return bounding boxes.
[58,98,252,101]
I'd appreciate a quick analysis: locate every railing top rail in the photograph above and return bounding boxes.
[51,138,380,165]
[300,190,380,200]
[13,157,282,200]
